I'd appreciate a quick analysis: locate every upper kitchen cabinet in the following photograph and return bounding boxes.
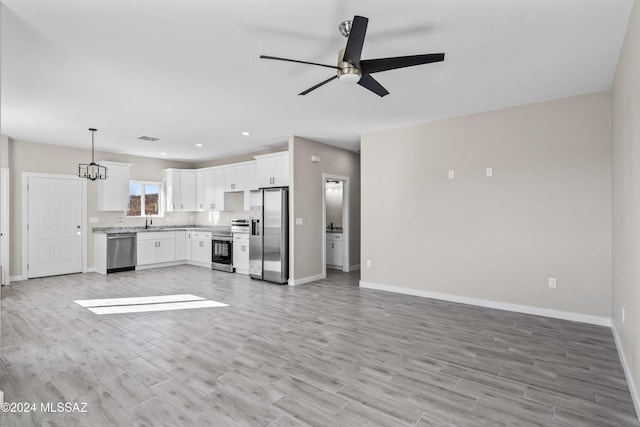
[255,152,289,188]
[196,168,225,211]
[223,161,256,192]
[98,161,131,211]
[164,168,196,212]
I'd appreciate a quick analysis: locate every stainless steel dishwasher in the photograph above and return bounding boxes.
[107,232,137,273]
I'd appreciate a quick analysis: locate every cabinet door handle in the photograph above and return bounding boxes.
[181,204,183,209]
[199,241,203,247]
[332,242,334,249]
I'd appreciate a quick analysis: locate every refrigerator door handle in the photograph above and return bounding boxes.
[251,219,260,236]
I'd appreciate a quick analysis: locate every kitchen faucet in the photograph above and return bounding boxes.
[145,214,152,229]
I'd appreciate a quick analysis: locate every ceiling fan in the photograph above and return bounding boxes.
[260,15,445,97]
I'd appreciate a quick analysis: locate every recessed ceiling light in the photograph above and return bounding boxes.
[195,143,203,147]
[160,152,167,155]
[241,131,251,136]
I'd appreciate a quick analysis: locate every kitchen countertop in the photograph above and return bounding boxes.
[326,228,343,234]
[93,225,217,234]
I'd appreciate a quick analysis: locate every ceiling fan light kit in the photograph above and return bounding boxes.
[260,15,445,97]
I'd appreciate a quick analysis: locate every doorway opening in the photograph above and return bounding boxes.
[322,174,350,275]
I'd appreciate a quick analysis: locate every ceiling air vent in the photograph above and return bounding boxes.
[137,136,159,142]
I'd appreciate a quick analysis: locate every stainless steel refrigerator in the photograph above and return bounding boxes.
[249,188,289,284]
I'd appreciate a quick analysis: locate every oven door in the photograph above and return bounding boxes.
[212,239,234,272]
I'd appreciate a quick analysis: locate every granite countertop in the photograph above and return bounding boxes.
[93,225,217,234]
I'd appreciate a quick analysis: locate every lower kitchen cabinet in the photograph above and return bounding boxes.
[175,231,186,261]
[326,233,343,269]
[233,233,249,275]
[137,232,176,266]
[190,231,211,266]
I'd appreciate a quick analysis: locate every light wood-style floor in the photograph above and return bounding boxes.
[0,266,638,426]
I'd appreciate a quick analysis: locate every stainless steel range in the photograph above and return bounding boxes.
[211,225,233,272]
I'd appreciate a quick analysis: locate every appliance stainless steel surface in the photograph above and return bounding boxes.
[231,219,250,234]
[249,188,288,284]
[212,226,234,272]
[106,232,136,273]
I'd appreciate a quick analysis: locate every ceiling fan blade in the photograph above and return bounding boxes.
[260,55,339,70]
[358,74,389,97]
[360,53,445,74]
[299,75,338,95]
[343,15,368,67]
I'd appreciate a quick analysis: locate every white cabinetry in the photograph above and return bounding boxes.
[233,233,249,275]
[255,152,289,188]
[98,161,131,211]
[190,231,211,266]
[196,168,225,211]
[223,161,256,192]
[164,169,180,212]
[137,232,176,266]
[164,169,196,212]
[175,231,186,261]
[180,170,196,211]
[326,233,343,269]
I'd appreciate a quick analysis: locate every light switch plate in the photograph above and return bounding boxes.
[486,167,493,177]
[448,170,455,179]
[89,217,99,223]
[295,218,303,225]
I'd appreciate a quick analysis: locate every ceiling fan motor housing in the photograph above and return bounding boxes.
[337,48,362,83]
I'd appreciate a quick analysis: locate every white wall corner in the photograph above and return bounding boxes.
[289,273,325,286]
[359,281,612,327]
[611,324,640,422]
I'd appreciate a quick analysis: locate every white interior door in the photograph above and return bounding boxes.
[27,176,84,278]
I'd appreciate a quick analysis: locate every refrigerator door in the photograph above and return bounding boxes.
[249,190,263,279]
[263,188,288,284]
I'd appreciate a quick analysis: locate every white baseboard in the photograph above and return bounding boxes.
[289,273,325,286]
[9,275,26,282]
[136,261,185,271]
[359,281,611,327]
[612,324,640,421]
[84,267,96,273]
[186,260,210,269]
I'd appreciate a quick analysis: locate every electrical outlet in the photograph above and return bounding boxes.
[486,167,493,177]
[366,259,372,268]
[448,170,455,179]
[117,217,123,223]
[548,278,557,288]
[295,218,303,225]
[622,307,625,323]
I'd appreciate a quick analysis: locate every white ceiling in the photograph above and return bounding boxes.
[1,0,634,162]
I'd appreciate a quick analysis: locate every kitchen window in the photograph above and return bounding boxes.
[128,181,162,217]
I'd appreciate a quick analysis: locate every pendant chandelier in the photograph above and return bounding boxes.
[78,128,107,180]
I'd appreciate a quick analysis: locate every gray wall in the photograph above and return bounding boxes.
[612,0,640,410]
[290,136,360,281]
[361,92,612,319]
